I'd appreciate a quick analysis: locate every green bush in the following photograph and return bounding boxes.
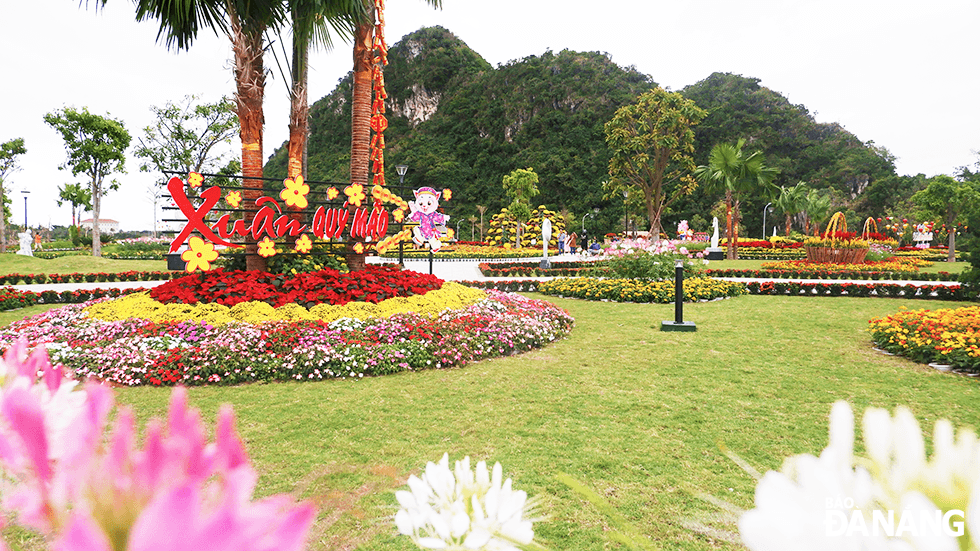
[597,251,704,280]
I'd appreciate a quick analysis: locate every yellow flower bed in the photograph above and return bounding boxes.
[538,277,746,303]
[84,282,488,325]
[868,306,980,371]
[760,258,929,273]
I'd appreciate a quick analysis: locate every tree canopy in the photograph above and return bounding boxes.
[912,175,980,262]
[603,87,705,238]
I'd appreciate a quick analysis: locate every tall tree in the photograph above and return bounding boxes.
[912,175,980,263]
[56,182,93,227]
[0,138,27,253]
[775,182,809,237]
[502,167,540,247]
[114,0,286,271]
[43,107,131,258]
[134,94,239,181]
[694,139,778,259]
[603,87,706,239]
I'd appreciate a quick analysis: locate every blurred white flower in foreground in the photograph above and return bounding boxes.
[739,401,980,551]
[395,454,541,550]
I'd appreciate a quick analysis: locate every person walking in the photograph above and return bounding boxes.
[567,232,577,255]
[558,230,567,254]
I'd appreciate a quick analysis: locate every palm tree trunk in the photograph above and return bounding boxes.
[231,10,267,272]
[725,190,734,260]
[785,214,791,237]
[287,16,310,244]
[732,198,741,260]
[347,18,374,272]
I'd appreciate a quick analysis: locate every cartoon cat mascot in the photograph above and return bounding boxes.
[408,187,450,252]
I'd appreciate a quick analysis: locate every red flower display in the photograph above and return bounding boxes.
[150,264,444,308]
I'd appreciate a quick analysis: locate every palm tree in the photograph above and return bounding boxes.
[694,139,779,260]
[346,0,440,270]
[56,183,93,227]
[775,182,809,237]
[803,188,833,236]
[285,0,363,181]
[102,0,286,271]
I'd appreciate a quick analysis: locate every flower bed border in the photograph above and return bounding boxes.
[0,271,178,285]
[744,281,968,300]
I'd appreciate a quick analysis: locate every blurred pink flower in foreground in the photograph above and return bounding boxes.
[0,339,315,551]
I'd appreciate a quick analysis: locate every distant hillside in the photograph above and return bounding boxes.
[266,27,896,236]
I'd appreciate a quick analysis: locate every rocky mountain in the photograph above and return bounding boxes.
[265,27,896,236]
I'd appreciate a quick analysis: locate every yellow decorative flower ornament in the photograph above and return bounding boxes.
[181,236,219,272]
[257,237,277,258]
[225,191,242,208]
[344,183,366,207]
[280,175,310,209]
[294,234,313,254]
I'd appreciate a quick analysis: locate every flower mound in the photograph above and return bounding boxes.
[150,264,443,307]
[740,402,980,550]
[0,291,574,387]
[869,305,980,372]
[395,454,540,551]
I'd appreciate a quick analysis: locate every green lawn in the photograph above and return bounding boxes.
[0,253,166,275]
[65,294,978,551]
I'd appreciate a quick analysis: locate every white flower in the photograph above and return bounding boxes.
[395,454,539,551]
[740,402,979,551]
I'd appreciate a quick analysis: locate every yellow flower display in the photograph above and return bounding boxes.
[84,283,488,326]
[257,237,277,258]
[344,183,366,207]
[442,188,452,201]
[353,242,366,254]
[280,175,310,209]
[327,187,339,200]
[180,236,220,272]
[294,234,313,254]
[225,190,242,208]
[392,209,405,223]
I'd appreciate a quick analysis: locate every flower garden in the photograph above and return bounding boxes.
[1,222,980,551]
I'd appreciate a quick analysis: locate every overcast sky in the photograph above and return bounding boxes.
[3,0,978,233]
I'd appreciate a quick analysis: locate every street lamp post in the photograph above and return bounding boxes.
[762,202,772,240]
[21,190,30,230]
[395,165,408,266]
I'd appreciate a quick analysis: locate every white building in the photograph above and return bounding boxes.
[79,218,121,234]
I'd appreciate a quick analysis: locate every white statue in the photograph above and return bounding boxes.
[17,229,33,257]
[541,218,552,258]
[710,217,720,249]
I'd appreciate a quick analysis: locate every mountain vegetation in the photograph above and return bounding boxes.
[267,26,921,239]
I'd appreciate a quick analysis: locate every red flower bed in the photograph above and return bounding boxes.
[150,264,444,308]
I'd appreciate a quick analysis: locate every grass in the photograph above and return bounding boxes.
[0,253,166,275]
[38,293,969,551]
